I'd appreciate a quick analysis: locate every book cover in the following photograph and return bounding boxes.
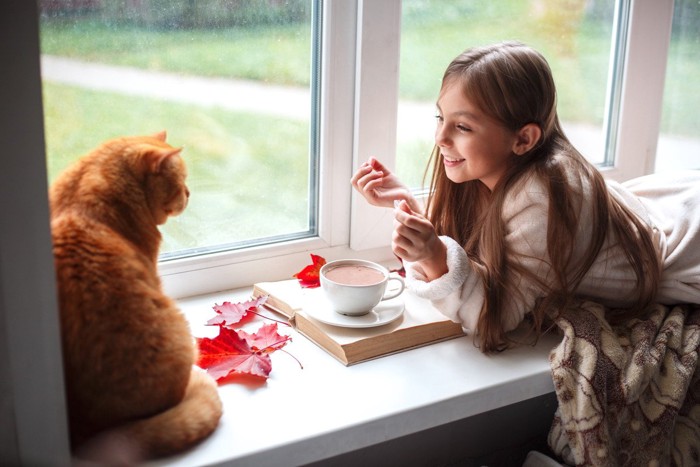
[252,279,465,365]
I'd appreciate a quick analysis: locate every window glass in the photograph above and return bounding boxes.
[397,0,616,189]
[39,0,318,259]
[656,0,700,172]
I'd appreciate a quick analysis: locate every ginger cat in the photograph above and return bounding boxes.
[50,132,222,461]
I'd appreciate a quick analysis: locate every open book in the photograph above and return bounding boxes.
[252,279,465,365]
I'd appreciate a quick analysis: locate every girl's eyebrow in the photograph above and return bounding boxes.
[437,105,479,120]
[452,110,479,120]
[435,103,479,121]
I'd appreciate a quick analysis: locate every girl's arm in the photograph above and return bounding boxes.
[403,235,485,332]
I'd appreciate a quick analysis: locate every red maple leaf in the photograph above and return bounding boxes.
[237,322,291,354]
[293,253,326,288]
[206,296,268,327]
[196,323,291,382]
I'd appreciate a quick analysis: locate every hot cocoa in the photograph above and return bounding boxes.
[323,265,385,286]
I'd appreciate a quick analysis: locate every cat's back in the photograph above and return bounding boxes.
[51,211,158,305]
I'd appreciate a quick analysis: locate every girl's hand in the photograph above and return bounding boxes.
[392,200,448,280]
[351,157,420,211]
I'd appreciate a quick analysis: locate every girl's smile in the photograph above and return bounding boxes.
[441,154,465,167]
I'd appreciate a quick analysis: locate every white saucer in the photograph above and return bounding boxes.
[302,289,404,329]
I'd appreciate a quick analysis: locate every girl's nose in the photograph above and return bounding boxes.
[435,126,450,147]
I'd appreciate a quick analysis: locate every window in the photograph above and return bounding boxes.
[37,1,381,297]
[35,0,683,296]
[39,0,320,259]
[395,0,618,190]
[656,0,700,172]
[34,0,681,297]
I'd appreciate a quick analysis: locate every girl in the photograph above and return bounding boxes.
[351,41,700,352]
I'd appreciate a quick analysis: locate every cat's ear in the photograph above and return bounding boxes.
[152,131,168,142]
[145,147,183,174]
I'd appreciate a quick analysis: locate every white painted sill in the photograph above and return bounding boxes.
[145,285,559,467]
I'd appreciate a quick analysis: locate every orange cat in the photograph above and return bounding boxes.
[50,132,222,461]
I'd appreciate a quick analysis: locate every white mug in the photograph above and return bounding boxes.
[320,259,405,316]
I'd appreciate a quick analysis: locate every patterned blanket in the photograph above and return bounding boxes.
[547,301,700,466]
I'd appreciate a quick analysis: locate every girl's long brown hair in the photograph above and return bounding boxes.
[424,42,660,352]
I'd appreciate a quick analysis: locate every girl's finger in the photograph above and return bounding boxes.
[355,171,381,190]
[391,231,413,257]
[393,199,413,214]
[351,164,373,185]
[369,157,387,171]
[394,206,427,231]
[364,175,389,193]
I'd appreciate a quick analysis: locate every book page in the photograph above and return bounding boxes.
[254,280,463,346]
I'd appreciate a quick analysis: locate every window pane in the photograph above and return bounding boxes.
[397,0,616,189]
[39,0,318,259]
[656,0,700,172]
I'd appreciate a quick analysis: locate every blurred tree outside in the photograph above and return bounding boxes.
[40,0,308,29]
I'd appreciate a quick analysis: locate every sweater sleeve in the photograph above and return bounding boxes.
[404,175,554,333]
[404,235,485,332]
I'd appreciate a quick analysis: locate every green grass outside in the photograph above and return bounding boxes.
[42,82,310,254]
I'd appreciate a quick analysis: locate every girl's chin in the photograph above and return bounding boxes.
[444,167,468,184]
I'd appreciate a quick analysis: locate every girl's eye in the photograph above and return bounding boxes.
[457,124,471,132]
[434,115,444,123]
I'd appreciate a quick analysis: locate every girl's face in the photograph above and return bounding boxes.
[435,81,518,190]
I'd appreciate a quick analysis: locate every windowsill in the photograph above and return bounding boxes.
[145,286,561,467]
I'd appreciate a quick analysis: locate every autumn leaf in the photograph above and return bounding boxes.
[293,253,326,288]
[197,326,273,380]
[237,322,292,354]
[196,323,292,382]
[206,296,268,327]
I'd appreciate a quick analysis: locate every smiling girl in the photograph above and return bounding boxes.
[351,41,700,352]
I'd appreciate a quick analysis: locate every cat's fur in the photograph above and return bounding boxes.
[50,132,222,461]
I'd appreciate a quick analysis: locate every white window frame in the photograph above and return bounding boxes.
[604,0,674,181]
[0,0,677,463]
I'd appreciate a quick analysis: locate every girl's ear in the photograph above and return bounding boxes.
[512,123,542,156]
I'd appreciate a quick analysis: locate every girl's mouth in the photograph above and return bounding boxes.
[442,154,465,167]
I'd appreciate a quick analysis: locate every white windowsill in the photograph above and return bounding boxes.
[144,286,560,467]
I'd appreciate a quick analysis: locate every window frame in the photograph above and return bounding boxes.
[1,0,678,463]
[604,0,674,180]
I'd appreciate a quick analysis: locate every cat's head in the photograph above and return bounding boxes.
[51,131,190,228]
[136,131,190,225]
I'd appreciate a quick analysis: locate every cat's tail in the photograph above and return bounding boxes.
[76,369,223,464]
[126,368,223,458]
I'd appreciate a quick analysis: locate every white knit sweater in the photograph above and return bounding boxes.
[404,167,700,333]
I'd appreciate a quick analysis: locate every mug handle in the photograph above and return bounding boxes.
[381,275,405,301]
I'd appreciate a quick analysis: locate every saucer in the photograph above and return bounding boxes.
[303,289,404,329]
